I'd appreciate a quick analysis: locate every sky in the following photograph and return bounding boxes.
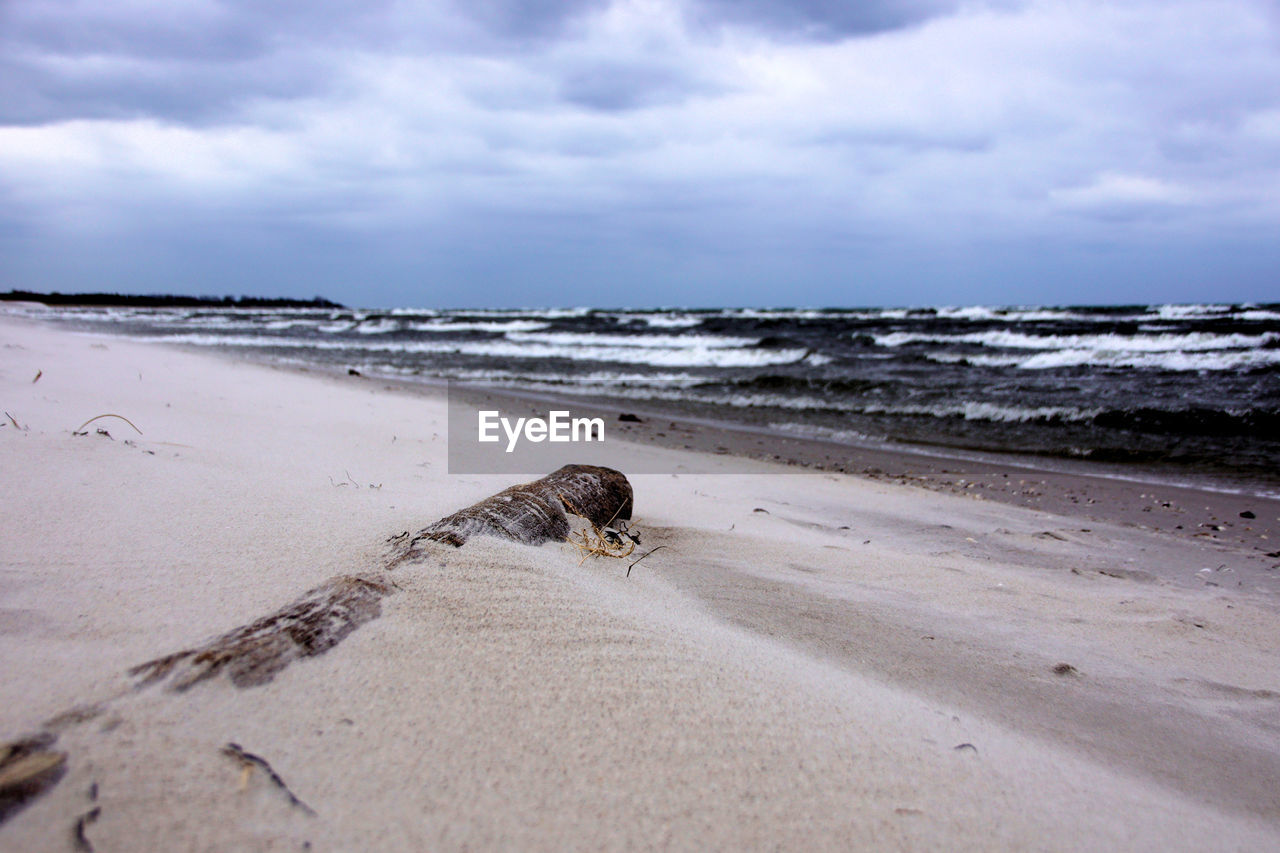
[2,0,1279,308]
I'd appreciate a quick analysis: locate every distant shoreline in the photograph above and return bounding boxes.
[0,289,344,310]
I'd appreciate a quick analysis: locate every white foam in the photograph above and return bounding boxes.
[142,333,810,368]
[452,307,592,320]
[875,329,1278,352]
[407,320,551,333]
[506,331,758,349]
[936,306,1096,323]
[931,348,1280,371]
[1146,303,1234,320]
[853,401,1100,423]
[768,422,880,443]
[317,320,358,333]
[263,319,319,331]
[614,313,704,328]
[715,308,839,321]
[445,369,700,386]
[1018,348,1280,371]
[388,307,440,316]
[355,319,401,334]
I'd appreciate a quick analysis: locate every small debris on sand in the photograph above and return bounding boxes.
[222,743,316,817]
[0,735,67,825]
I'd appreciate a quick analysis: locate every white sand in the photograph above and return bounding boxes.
[3,314,1279,850]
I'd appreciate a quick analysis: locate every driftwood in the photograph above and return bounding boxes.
[129,575,390,691]
[0,734,67,824]
[128,465,632,693]
[392,464,633,558]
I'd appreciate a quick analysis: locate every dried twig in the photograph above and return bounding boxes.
[74,414,142,436]
[626,545,667,578]
[4,412,24,431]
[221,743,316,816]
[72,805,100,852]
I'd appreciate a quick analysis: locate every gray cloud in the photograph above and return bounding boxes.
[3,0,264,62]
[689,0,964,38]
[2,0,1278,307]
[556,58,724,111]
[455,0,606,39]
[0,0,460,124]
[454,0,967,42]
[1,0,971,127]
[0,52,334,126]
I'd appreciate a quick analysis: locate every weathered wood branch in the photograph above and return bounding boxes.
[128,465,632,693]
[128,575,391,692]
[392,464,633,559]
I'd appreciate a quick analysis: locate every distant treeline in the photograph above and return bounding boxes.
[1,290,345,309]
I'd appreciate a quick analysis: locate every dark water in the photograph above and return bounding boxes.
[16,301,1280,494]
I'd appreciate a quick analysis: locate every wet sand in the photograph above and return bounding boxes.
[445,382,1280,596]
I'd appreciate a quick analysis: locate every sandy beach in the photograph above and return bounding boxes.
[3,313,1280,850]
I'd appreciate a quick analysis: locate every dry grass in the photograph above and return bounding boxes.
[560,493,668,577]
[74,413,143,436]
[561,493,636,564]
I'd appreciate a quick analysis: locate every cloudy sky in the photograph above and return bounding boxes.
[2,0,1278,308]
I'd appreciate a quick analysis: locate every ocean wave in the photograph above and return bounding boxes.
[714,399,1099,422]
[388,307,440,316]
[932,348,1280,371]
[506,331,758,349]
[1145,303,1234,320]
[317,320,358,333]
[932,306,1093,323]
[876,329,1278,352]
[406,320,551,333]
[713,308,845,321]
[855,401,1101,423]
[727,374,891,394]
[768,422,878,443]
[142,332,810,368]
[447,370,703,387]
[615,313,704,328]
[446,307,593,320]
[354,318,402,334]
[56,308,186,324]
[262,319,319,331]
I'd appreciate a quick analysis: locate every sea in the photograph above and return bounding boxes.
[12,301,1280,496]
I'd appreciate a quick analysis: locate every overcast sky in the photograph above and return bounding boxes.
[2,0,1278,308]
